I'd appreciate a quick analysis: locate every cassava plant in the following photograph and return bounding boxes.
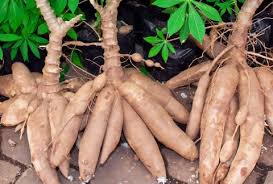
[0,0,197,183]
[49,0,197,183]
[0,0,83,62]
[166,0,271,183]
[0,0,271,184]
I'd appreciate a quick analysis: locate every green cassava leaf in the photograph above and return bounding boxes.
[156,28,165,39]
[153,0,184,8]
[0,34,22,42]
[144,36,162,45]
[161,43,169,62]
[67,28,77,40]
[0,0,9,23]
[167,3,187,36]
[28,40,41,58]
[193,1,222,22]
[11,47,18,60]
[38,23,49,35]
[52,0,67,15]
[12,40,24,48]
[30,35,48,44]
[0,47,3,60]
[71,51,84,68]
[167,42,176,54]
[9,0,24,31]
[179,16,190,43]
[20,40,29,61]
[148,43,164,58]
[188,4,205,43]
[68,0,79,13]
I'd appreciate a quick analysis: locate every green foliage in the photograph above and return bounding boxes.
[146,0,223,62]
[207,0,245,15]
[153,0,222,42]
[144,28,175,62]
[0,0,84,62]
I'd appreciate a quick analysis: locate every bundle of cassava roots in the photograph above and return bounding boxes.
[0,0,272,184]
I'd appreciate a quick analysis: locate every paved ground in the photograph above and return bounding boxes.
[0,88,273,184]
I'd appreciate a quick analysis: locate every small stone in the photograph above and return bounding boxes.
[16,168,41,184]
[8,139,17,147]
[0,160,20,184]
[59,168,81,184]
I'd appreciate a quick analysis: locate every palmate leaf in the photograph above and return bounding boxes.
[167,3,187,36]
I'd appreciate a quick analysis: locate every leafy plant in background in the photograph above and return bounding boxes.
[145,0,223,62]
[0,0,84,62]
[207,0,245,15]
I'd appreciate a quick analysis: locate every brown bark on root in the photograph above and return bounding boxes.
[222,68,264,184]
[123,100,166,179]
[79,86,115,182]
[255,67,273,132]
[165,60,211,89]
[199,64,239,184]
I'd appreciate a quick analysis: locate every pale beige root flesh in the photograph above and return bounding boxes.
[123,100,166,178]
[27,101,60,184]
[48,94,70,178]
[219,96,239,163]
[12,62,37,94]
[223,68,264,184]
[127,71,189,124]
[79,86,115,182]
[100,91,123,164]
[186,74,211,140]
[50,75,106,168]
[199,64,239,184]
[0,98,16,115]
[255,67,273,132]
[165,61,211,89]
[1,94,35,126]
[118,81,198,161]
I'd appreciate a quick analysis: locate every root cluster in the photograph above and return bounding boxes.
[0,0,272,184]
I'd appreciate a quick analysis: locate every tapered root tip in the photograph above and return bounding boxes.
[157,177,167,184]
